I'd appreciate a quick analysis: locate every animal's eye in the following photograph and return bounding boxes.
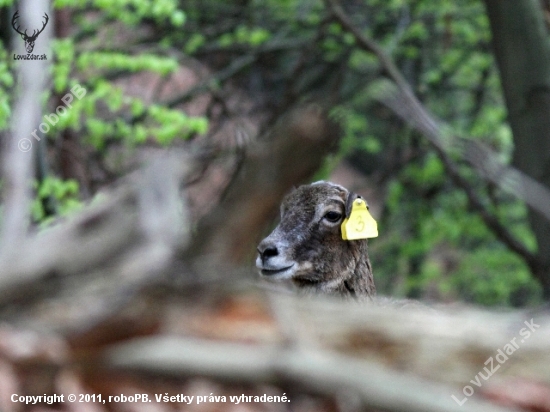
[324,211,342,223]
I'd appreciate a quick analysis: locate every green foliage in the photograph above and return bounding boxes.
[31,177,82,225]
[185,33,206,54]
[451,247,541,306]
[371,152,540,306]
[77,53,178,76]
[71,79,208,149]
[218,26,271,48]
[0,41,14,130]
[54,0,186,26]
[330,106,381,156]
[52,39,75,93]
[44,1,207,150]
[0,0,206,226]
[148,105,208,144]
[314,106,381,182]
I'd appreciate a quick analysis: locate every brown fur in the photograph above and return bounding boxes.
[256,181,376,299]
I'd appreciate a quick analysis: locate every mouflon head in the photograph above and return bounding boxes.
[256,181,374,294]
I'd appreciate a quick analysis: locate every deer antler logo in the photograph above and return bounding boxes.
[11,11,49,54]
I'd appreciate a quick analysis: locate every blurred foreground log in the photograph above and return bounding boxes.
[94,293,550,412]
[0,152,191,331]
[4,274,550,412]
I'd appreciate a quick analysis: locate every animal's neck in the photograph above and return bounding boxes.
[339,240,376,299]
[294,240,376,299]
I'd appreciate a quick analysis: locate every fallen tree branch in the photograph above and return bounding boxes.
[103,335,523,412]
[0,152,191,332]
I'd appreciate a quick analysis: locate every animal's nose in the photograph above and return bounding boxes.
[257,243,279,262]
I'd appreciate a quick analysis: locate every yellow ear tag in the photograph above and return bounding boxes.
[341,198,378,240]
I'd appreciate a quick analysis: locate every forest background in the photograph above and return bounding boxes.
[3,0,550,307]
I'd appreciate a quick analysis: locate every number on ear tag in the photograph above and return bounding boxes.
[341,198,378,240]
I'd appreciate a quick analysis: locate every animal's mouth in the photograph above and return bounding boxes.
[260,265,294,277]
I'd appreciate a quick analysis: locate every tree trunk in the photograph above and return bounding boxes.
[182,104,340,268]
[485,0,550,298]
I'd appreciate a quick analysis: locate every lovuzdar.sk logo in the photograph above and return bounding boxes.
[12,10,49,60]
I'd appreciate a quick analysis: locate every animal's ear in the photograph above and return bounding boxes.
[345,192,362,218]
